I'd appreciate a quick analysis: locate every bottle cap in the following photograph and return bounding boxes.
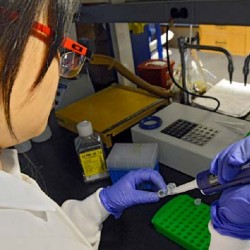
[76,121,93,137]
[32,125,52,143]
[14,140,32,153]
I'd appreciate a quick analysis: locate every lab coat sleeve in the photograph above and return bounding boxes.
[208,221,250,250]
[61,188,110,250]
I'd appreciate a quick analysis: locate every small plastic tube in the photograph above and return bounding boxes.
[167,183,176,195]
[194,198,202,206]
[158,189,168,198]
[158,183,177,198]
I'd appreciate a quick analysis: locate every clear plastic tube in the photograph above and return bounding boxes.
[158,183,177,198]
[158,180,198,198]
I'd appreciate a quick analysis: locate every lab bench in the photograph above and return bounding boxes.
[18,110,219,250]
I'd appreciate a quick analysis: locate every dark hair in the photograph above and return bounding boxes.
[0,0,79,136]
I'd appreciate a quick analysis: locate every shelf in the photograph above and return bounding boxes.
[79,0,250,25]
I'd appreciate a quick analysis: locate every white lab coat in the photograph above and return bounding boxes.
[0,149,109,250]
[0,149,249,250]
[209,222,250,250]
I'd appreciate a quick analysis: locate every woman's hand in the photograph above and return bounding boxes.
[210,136,250,239]
[211,184,250,239]
[210,136,250,184]
[99,169,167,218]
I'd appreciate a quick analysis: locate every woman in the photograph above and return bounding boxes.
[1,1,250,249]
[0,1,167,249]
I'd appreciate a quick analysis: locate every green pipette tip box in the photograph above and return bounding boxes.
[151,195,211,250]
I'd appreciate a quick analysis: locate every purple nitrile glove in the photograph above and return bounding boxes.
[210,136,250,184]
[211,184,250,239]
[99,169,167,219]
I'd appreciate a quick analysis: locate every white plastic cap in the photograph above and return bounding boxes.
[14,140,32,153]
[76,121,93,137]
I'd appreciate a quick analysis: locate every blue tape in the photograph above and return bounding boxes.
[139,116,162,130]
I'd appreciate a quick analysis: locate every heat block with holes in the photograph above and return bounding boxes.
[161,119,219,146]
[151,195,211,250]
[132,102,250,177]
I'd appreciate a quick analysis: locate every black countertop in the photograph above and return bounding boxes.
[18,111,220,250]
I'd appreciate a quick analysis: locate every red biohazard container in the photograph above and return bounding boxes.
[137,59,175,89]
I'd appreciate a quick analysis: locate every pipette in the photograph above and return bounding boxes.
[158,164,250,197]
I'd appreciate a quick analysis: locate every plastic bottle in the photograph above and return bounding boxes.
[74,120,109,182]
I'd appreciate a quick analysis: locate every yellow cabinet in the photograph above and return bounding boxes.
[245,27,250,55]
[199,25,246,56]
